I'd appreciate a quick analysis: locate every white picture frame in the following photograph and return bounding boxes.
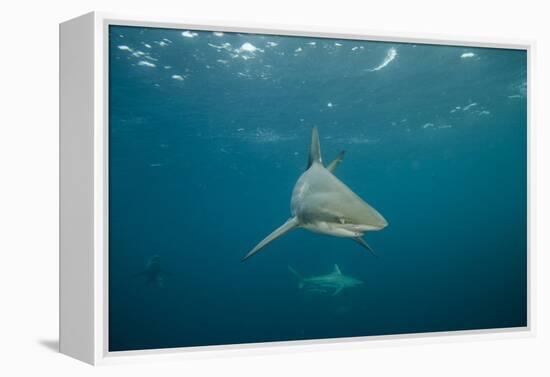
[60,11,534,365]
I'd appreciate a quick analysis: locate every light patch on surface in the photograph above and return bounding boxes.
[171,75,184,81]
[118,45,132,51]
[209,43,237,55]
[181,30,198,38]
[463,102,478,111]
[334,42,342,47]
[438,125,453,129]
[308,42,316,46]
[266,41,278,47]
[422,123,434,129]
[217,59,228,64]
[208,43,225,50]
[238,42,263,53]
[351,46,359,51]
[158,41,168,47]
[138,61,156,68]
[479,110,491,115]
[294,47,303,53]
[164,65,172,69]
[509,81,527,98]
[213,32,224,37]
[461,52,476,58]
[369,47,397,71]
[144,43,152,49]
[327,102,333,108]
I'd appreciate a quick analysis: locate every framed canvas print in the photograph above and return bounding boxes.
[60,12,532,365]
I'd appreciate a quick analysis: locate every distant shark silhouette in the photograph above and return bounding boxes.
[242,127,388,261]
[288,264,363,296]
[133,255,168,287]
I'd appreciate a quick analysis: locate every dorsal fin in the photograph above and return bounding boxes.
[307,127,322,169]
[333,264,342,275]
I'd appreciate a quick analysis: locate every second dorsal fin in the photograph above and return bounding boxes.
[327,150,345,173]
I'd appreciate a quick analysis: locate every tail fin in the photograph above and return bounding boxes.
[307,127,322,169]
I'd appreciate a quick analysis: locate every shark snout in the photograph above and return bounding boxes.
[373,215,389,230]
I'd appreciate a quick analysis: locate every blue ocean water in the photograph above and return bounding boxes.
[108,25,527,352]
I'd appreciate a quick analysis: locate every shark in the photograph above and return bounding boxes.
[288,264,363,296]
[242,127,388,261]
[132,255,168,287]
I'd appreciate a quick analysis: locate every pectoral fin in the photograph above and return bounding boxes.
[242,217,299,261]
[332,286,344,296]
[326,151,345,173]
[353,237,377,256]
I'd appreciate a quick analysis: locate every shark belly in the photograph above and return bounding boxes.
[302,221,361,237]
